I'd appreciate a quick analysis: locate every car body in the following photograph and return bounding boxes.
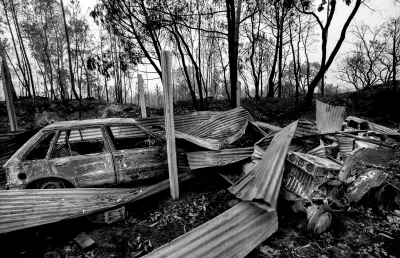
[4,118,186,189]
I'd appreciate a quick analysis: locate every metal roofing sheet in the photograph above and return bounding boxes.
[137,111,221,134]
[337,136,354,155]
[307,140,327,158]
[316,100,346,133]
[185,108,253,139]
[175,108,255,150]
[229,121,298,211]
[45,118,137,129]
[186,147,254,170]
[0,171,195,234]
[295,119,321,137]
[142,201,278,258]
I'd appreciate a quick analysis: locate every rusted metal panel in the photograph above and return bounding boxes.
[347,169,388,203]
[316,100,346,133]
[142,201,278,258]
[353,147,394,167]
[186,147,254,170]
[229,121,298,210]
[0,171,196,234]
[346,116,400,136]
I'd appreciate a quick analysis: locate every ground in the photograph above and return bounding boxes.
[0,85,400,258]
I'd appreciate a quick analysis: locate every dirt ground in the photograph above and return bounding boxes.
[1,86,400,258]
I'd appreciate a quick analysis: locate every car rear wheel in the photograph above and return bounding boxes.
[38,179,65,189]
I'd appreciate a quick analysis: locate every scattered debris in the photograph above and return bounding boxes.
[87,206,126,224]
[74,232,96,250]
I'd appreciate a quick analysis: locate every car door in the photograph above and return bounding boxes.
[105,125,167,184]
[48,126,116,187]
[7,131,55,189]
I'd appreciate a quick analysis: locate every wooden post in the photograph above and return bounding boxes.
[138,74,146,118]
[236,80,241,107]
[161,51,179,200]
[1,56,18,131]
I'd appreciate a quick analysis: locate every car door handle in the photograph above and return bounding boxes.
[54,160,68,167]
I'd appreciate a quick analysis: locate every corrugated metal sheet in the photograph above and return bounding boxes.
[175,108,255,150]
[142,201,278,258]
[186,147,254,170]
[316,100,346,133]
[295,119,321,137]
[185,108,253,138]
[254,119,320,153]
[307,140,327,158]
[137,111,221,134]
[229,121,298,211]
[346,116,400,136]
[0,171,195,234]
[337,136,354,155]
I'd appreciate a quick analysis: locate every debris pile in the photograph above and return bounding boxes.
[223,100,400,235]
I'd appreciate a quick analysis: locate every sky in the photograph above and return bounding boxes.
[70,0,400,92]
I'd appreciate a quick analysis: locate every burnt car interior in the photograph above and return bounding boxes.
[51,128,106,158]
[107,126,159,150]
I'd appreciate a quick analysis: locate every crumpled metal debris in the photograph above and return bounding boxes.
[223,101,399,234]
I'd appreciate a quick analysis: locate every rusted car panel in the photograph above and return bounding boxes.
[114,148,167,183]
[48,154,116,187]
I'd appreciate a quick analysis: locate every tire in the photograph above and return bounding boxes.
[38,179,65,189]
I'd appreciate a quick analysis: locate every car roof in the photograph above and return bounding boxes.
[44,118,137,130]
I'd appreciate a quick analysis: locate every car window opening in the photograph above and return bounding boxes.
[24,132,56,161]
[51,127,106,158]
[108,126,159,150]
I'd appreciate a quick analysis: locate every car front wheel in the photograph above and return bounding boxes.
[38,179,65,189]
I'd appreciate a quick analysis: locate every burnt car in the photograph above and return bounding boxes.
[4,118,187,189]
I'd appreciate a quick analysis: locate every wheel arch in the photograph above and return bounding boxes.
[25,176,76,189]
